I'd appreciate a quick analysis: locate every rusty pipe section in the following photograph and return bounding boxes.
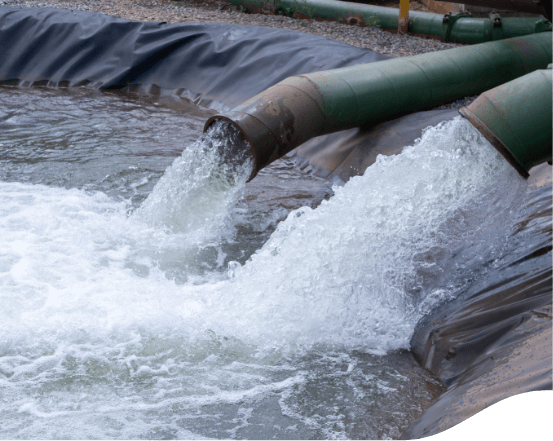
[205,77,326,178]
[204,32,552,179]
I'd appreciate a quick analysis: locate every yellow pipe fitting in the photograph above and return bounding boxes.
[399,0,410,34]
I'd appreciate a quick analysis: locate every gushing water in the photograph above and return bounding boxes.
[175,117,526,352]
[0,88,528,440]
[135,121,253,241]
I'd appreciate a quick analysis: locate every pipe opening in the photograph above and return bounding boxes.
[205,112,283,181]
[459,107,530,179]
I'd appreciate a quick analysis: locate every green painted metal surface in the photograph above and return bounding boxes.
[206,33,552,176]
[311,32,552,129]
[460,65,552,177]
[228,0,552,44]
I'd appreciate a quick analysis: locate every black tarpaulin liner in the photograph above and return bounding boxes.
[289,109,459,183]
[0,6,551,438]
[402,182,552,438]
[0,5,389,111]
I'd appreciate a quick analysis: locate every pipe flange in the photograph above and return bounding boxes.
[489,12,502,28]
[441,12,473,42]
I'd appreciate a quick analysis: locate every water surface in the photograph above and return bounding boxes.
[0,86,531,439]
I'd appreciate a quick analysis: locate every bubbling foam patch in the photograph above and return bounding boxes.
[0,116,527,439]
[194,117,527,352]
[0,117,525,355]
[135,120,253,241]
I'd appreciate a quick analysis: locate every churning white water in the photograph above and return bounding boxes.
[135,121,254,240]
[0,87,527,439]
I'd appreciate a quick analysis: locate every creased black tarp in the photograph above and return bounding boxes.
[289,109,459,183]
[1,7,551,438]
[0,5,389,111]
[0,5,460,183]
[401,182,552,439]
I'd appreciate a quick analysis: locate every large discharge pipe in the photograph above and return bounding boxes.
[460,65,552,178]
[204,33,552,179]
[229,0,552,44]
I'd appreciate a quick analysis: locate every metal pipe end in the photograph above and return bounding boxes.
[204,112,281,182]
[459,106,530,179]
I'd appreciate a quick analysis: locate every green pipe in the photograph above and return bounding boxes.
[229,0,552,44]
[459,65,552,178]
[204,33,552,178]
[437,1,552,21]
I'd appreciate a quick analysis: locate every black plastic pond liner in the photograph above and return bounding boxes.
[0,6,550,439]
[402,182,552,438]
[0,5,389,111]
[290,108,459,183]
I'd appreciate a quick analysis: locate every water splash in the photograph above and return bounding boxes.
[194,117,527,352]
[0,117,526,353]
[135,120,253,242]
[0,112,528,439]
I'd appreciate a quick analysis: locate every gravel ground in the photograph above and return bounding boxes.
[0,0,475,107]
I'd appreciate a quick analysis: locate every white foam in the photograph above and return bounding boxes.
[134,120,253,242]
[0,116,527,439]
[190,117,526,352]
[1,118,526,351]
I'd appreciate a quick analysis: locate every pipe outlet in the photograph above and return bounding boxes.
[205,76,327,178]
[460,66,552,178]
